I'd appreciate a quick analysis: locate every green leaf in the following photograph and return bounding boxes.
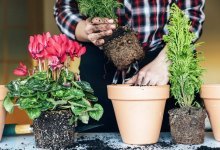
[26,108,41,120]
[6,80,22,97]
[81,98,92,107]
[46,98,67,109]
[71,105,87,116]
[76,81,94,94]
[85,92,98,102]
[79,112,89,124]
[3,95,14,113]
[89,104,104,121]
[60,69,74,81]
[51,90,65,98]
[69,101,87,108]
[63,88,85,100]
[33,72,47,80]
[69,115,78,125]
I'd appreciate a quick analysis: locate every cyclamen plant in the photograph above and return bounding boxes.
[3,33,104,124]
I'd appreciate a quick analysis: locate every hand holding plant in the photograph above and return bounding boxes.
[75,0,120,46]
[82,18,116,46]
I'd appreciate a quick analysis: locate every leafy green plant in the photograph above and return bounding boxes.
[3,33,104,125]
[77,0,122,19]
[163,4,204,107]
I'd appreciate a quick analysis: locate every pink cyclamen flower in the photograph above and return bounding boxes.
[76,46,86,57]
[67,40,86,60]
[28,32,51,59]
[46,34,68,63]
[13,62,28,76]
[48,56,63,70]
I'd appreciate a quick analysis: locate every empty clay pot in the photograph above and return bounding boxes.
[200,84,220,141]
[107,84,170,144]
[0,85,8,141]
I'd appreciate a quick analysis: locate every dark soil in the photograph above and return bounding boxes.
[197,146,220,150]
[65,137,176,150]
[103,26,145,70]
[33,110,75,150]
[169,107,207,144]
[66,138,115,150]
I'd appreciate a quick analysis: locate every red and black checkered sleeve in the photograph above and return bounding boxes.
[176,0,205,41]
[54,0,86,40]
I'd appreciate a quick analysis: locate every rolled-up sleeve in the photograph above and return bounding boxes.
[176,0,205,41]
[54,0,86,40]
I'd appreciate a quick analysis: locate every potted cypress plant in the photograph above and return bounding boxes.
[0,85,8,141]
[3,33,104,149]
[77,0,170,145]
[163,4,206,144]
[201,84,220,141]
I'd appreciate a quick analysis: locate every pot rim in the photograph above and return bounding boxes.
[200,84,220,99]
[107,84,170,100]
[107,84,169,87]
[201,84,220,88]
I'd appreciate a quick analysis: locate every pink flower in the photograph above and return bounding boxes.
[13,62,28,76]
[67,41,86,60]
[76,46,86,57]
[46,34,68,63]
[28,32,51,59]
[48,56,63,70]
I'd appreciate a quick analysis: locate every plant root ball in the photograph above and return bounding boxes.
[103,26,145,70]
[169,107,206,145]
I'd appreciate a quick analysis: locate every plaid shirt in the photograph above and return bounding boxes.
[54,0,205,51]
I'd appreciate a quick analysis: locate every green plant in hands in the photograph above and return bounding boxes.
[3,33,104,125]
[163,4,204,107]
[77,0,122,19]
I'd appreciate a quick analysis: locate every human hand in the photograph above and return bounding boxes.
[126,47,170,86]
[84,17,116,46]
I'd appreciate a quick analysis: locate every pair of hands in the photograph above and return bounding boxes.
[75,18,169,86]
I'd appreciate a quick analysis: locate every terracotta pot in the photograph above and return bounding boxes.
[200,84,220,141]
[107,84,170,144]
[0,85,8,141]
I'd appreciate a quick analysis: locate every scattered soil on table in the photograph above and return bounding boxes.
[169,107,207,144]
[197,146,220,150]
[66,137,176,150]
[33,110,75,150]
[66,138,115,150]
[103,26,145,70]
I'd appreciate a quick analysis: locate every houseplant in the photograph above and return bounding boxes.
[200,85,220,141]
[0,85,8,141]
[77,0,170,144]
[77,0,145,83]
[163,4,206,144]
[3,33,104,149]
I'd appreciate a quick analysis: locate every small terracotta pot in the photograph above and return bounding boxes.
[0,85,8,141]
[107,84,170,144]
[200,84,220,141]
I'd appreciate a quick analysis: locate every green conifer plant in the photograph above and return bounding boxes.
[163,4,204,107]
[163,4,206,144]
